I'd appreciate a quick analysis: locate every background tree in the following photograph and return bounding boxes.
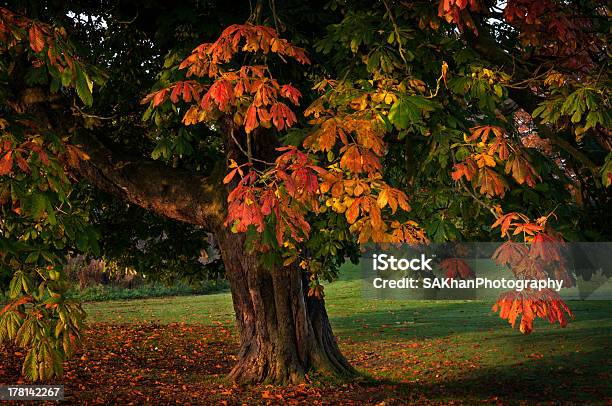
[0,0,610,384]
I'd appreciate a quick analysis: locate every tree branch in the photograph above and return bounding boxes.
[75,132,225,229]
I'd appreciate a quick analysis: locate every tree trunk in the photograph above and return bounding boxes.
[216,229,356,384]
[76,122,357,385]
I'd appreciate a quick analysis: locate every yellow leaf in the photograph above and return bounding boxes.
[475,153,496,168]
[377,189,388,209]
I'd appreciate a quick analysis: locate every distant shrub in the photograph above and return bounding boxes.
[64,255,145,289]
[0,256,228,303]
[68,280,228,302]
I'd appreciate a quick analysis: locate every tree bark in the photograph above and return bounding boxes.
[216,228,355,384]
[77,130,356,384]
[76,132,225,229]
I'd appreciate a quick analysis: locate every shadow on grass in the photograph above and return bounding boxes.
[329,300,612,340]
[356,348,611,404]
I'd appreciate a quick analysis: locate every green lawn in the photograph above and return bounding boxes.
[82,264,611,404]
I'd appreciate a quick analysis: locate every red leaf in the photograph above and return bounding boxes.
[15,154,30,173]
[260,190,277,215]
[170,83,183,103]
[440,258,474,279]
[0,151,13,175]
[492,241,528,266]
[29,23,45,53]
[529,233,565,266]
[280,84,301,105]
[270,103,297,131]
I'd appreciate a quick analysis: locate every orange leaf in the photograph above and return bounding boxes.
[152,89,168,107]
[488,137,510,160]
[466,125,503,142]
[513,222,543,236]
[491,212,520,237]
[477,167,507,197]
[170,83,183,103]
[29,23,45,53]
[244,104,258,133]
[223,168,240,184]
[0,151,13,175]
[396,190,411,212]
[346,198,361,224]
[377,189,388,209]
[182,106,201,125]
[304,118,340,152]
[451,158,477,181]
[505,154,540,187]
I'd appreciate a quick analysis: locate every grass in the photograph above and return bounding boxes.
[80,263,612,403]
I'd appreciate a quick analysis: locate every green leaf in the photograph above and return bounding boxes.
[28,193,47,220]
[9,273,22,299]
[494,84,503,98]
[61,68,73,88]
[388,96,437,130]
[75,64,93,106]
[406,95,438,112]
[22,348,39,381]
[21,273,33,294]
[389,98,416,129]
[142,106,153,122]
[54,320,64,338]
[532,104,547,119]
[45,199,57,225]
[25,251,40,264]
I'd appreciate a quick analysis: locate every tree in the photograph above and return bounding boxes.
[0,0,610,384]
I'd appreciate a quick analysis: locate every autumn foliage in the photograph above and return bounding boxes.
[1,8,95,381]
[143,24,429,287]
[492,289,572,335]
[141,24,308,133]
[1,0,610,383]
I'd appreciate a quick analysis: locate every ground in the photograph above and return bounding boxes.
[1,265,611,405]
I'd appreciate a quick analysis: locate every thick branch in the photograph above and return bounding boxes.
[535,125,598,172]
[75,132,225,229]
